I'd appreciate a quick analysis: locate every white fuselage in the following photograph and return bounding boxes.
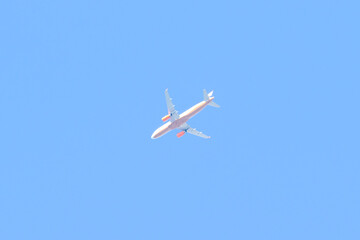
[151,97,214,139]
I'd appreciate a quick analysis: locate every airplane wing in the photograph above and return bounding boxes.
[165,89,179,121]
[178,123,211,139]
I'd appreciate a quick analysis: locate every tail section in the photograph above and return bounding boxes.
[203,89,220,108]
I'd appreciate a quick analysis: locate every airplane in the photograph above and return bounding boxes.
[151,89,220,139]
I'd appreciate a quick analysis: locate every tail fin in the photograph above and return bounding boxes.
[203,89,220,108]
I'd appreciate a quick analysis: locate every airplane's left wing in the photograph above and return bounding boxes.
[179,123,211,139]
[165,89,179,121]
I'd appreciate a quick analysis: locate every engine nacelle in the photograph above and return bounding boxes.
[162,114,171,122]
[177,131,186,138]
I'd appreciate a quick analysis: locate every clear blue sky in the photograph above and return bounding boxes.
[1,1,359,239]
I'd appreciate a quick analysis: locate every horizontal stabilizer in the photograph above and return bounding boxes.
[208,101,220,108]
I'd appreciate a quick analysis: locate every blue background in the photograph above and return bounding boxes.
[1,0,359,239]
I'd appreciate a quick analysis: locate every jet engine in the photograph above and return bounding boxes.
[176,131,186,138]
[162,114,171,122]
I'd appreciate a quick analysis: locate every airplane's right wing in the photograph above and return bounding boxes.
[178,123,211,139]
[165,89,179,121]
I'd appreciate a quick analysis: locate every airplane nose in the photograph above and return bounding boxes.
[151,127,163,139]
[151,132,156,139]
